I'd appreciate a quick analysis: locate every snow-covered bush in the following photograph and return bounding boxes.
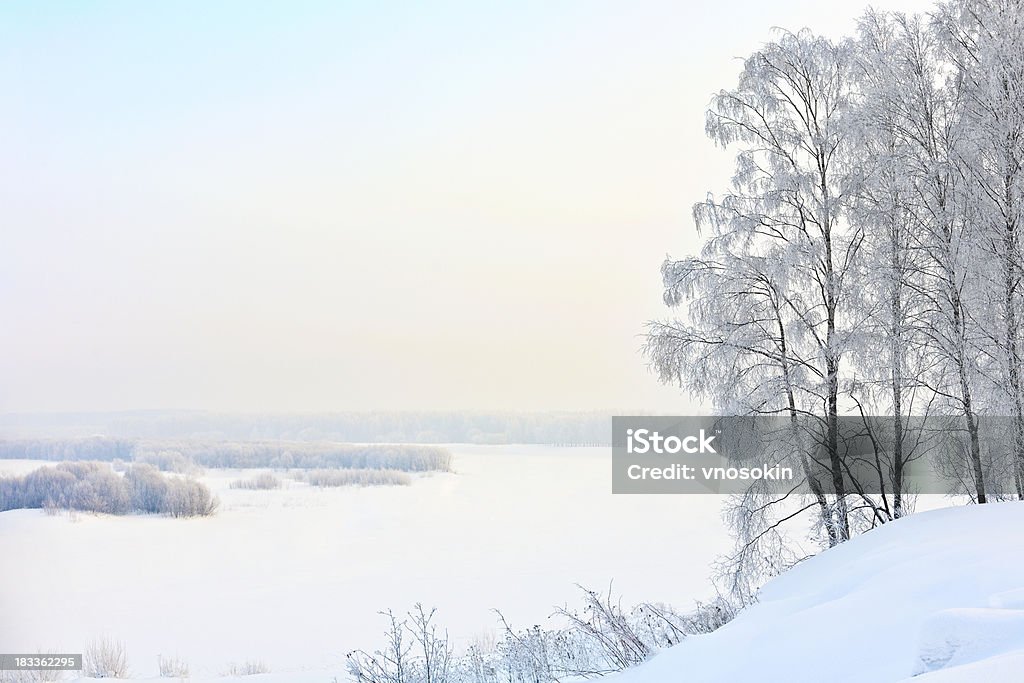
[83,638,129,678]
[165,477,218,517]
[0,462,217,517]
[69,466,131,515]
[230,472,282,490]
[347,605,451,683]
[124,464,171,513]
[224,660,270,675]
[0,658,64,682]
[157,654,189,678]
[351,588,734,683]
[297,469,411,488]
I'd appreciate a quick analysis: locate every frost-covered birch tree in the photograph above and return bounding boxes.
[869,6,993,504]
[646,246,842,558]
[848,10,957,518]
[936,0,1024,497]
[648,29,862,546]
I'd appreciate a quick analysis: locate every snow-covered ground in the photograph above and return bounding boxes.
[0,446,726,679]
[6,450,1018,682]
[606,501,1024,683]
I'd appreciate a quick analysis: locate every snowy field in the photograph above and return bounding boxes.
[3,450,1021,683]
[0,445,727,679]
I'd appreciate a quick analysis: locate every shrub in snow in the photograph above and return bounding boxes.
[0,658,64,682]
[348,605,451,683]
[69,466,131,515]
[678,596,739,635]
[349,588,732,683]
[165,477,219,517]
[157,654,190,678]
[83,638,129,678]
[0,462,218,517]
[124,464,171,513]
[224,660,270,675]
[297,468,411,487]
[230,472,282,490]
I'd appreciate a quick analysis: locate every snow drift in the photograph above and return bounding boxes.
[607,502,1024,683]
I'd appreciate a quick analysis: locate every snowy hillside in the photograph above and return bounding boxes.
[607,502,1024,683]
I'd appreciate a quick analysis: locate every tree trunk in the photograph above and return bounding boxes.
[775,298,837,545]
[943,208,987,504]
[1003,171,1024,499]
[890,219,906,518]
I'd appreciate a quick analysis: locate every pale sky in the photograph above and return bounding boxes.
[1,0,936,413]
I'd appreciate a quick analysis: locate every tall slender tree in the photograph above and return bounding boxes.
[697,29,861,540]
[937,0,1024,497]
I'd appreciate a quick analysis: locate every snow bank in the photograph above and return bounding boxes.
[606,501,1024,683]
[911,608,1024,675]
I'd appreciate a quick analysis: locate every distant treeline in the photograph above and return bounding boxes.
[0,462,217,517]
[0,411,615,444]
[0,437,453,473]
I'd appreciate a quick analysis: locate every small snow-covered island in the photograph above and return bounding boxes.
[2,0,1022,682]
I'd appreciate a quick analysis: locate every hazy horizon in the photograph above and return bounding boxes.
[2,0,934,413]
